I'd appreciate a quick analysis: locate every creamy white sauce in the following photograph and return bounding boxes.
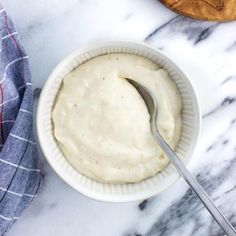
[52,54,182,183]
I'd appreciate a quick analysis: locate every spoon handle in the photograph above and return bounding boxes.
[153,131,236,236]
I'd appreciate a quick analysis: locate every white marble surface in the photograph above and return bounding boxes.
[2,0,236,235]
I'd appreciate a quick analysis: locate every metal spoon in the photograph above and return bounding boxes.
[126,78,236,236]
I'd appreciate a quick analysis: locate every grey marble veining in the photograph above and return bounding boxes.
[145,16,219,43]
[1,0,236,235]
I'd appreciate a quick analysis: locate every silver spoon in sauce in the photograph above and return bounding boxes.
[126,78,236,236]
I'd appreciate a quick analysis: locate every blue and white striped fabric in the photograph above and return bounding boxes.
[0,6,41,235]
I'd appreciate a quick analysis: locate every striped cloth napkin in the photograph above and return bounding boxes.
[0,6,41,235]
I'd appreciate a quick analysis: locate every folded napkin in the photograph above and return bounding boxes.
[0,6,41,235]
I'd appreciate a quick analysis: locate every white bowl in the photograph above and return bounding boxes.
[37,41,201,202]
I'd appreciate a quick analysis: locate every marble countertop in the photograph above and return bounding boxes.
[2,0,236,235]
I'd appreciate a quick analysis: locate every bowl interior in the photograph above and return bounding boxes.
[37,41,201,202]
